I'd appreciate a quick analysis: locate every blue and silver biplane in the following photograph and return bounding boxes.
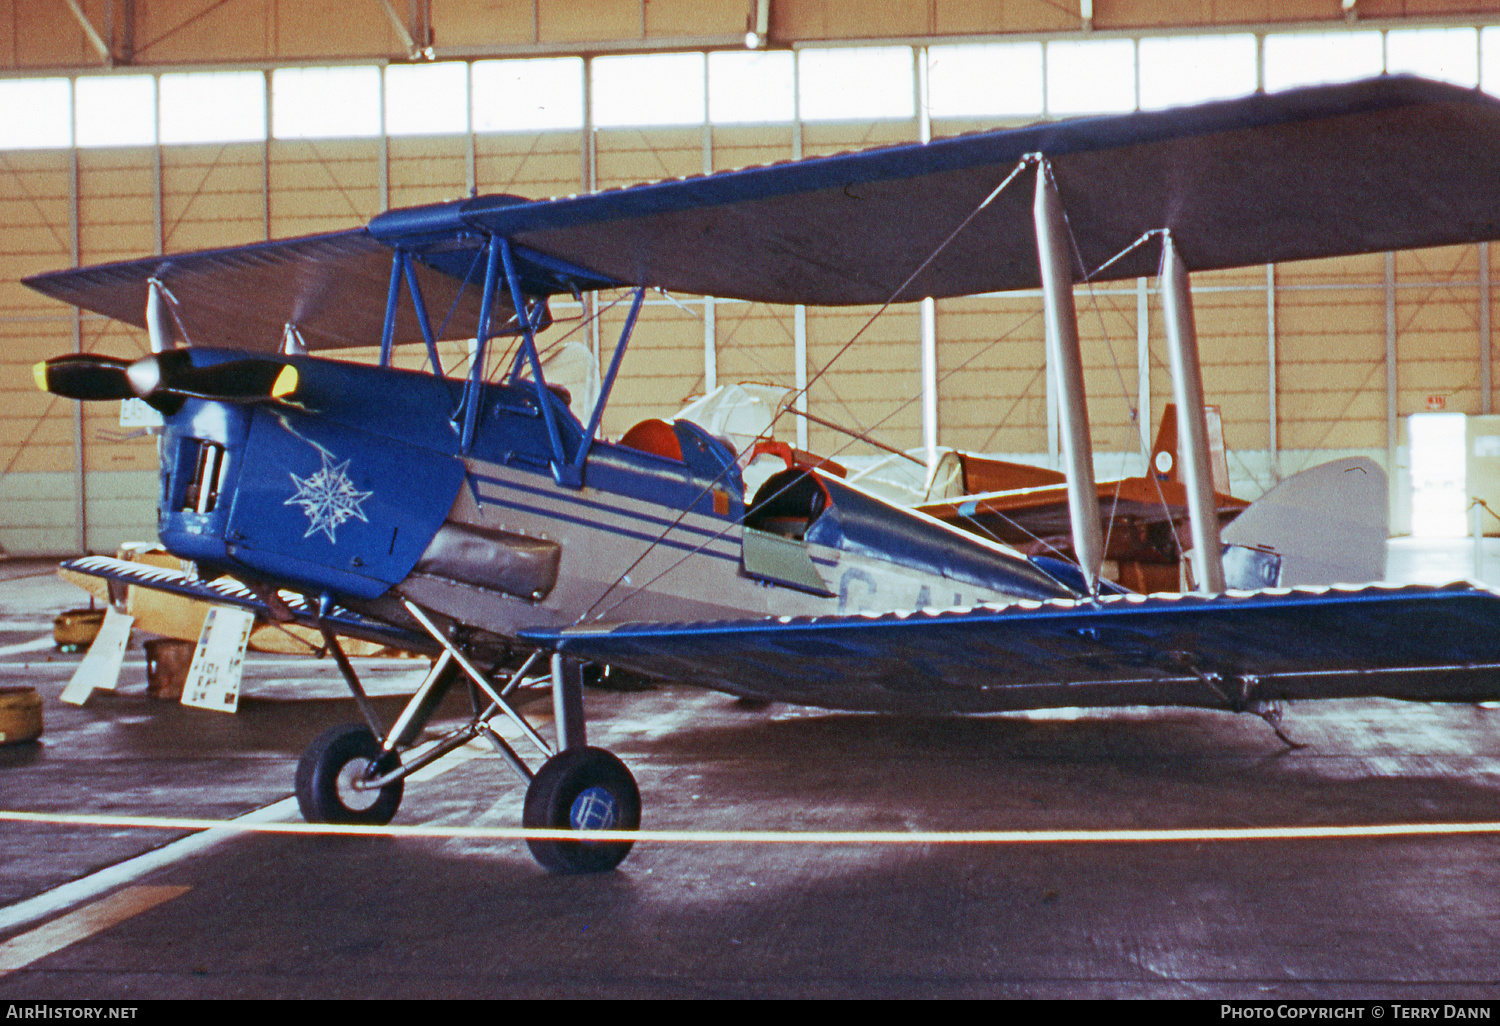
[29,75,1500,873]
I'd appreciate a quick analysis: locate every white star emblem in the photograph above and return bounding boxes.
[285,450,373,543]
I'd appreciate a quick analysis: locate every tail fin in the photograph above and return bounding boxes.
[1148,403,1230,494]
[1220,457,1388,587]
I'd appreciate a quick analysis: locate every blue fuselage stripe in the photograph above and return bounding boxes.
[470,469,841,569]
[470,470,727,539]
[473,483,742,564]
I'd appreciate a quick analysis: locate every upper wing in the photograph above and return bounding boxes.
[27,76,1500,340]
[523,583,1500,714]
[378,75,1500,305]
[24,230,486,353]
[21,229,566,354]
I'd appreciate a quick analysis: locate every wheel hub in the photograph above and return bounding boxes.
[569,786,620,830]
[337,756,384,811]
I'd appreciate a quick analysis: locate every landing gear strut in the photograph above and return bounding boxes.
[293,606,639,873]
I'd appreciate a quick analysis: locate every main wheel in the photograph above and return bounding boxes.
[295,723,403,825]
[522,747,640,874]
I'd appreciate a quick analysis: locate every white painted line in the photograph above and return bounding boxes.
[6,808,1500,847]
[0,797,297,935]
[0,637,55,658]
[0,733,479,934]
[0,885,189,975]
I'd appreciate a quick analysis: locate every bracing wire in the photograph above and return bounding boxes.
[576,161,1055,623]
[579,306,1079,624]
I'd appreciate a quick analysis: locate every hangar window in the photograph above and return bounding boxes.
[1046,40,1136,115]
[926,43,1042,119]
[1484,28,1500,96]
[0,78,70,149]
[472,58,583,133]
[1138,35,1257,111]
[593,53,706,127]
[709,51,794,124]
[1263,32,1382,92]
[272,66,381,139]
[75,75,156,147]
[386,62,469,136]
[1482,29,1500,96]
[798,47,915,122]
[1387,28,1479,88]
[160,72,266,145]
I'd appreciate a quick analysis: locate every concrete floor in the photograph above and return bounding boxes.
[1,555,1500,998]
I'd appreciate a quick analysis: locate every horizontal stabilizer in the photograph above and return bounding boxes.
[525,583,1500,714]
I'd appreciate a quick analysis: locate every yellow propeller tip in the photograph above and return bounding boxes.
[271,365,299,399]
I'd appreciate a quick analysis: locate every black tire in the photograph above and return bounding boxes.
[295,723,403,825]
[522,747,640,874]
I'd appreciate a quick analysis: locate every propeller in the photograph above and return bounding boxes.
[35,351,299,412]
[33,354,134,401]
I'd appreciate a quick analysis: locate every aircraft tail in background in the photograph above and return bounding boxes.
[1212,457,1389,590]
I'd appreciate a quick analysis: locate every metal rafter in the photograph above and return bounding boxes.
[377,0,430,60]
[60,0,111,65]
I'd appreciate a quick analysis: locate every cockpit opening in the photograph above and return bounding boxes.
[744,467,829,540]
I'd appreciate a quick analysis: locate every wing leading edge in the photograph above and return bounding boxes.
[22,229,577,354]
[525,584,1500,714]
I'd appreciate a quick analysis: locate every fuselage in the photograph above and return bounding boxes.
[153,349,1078,647]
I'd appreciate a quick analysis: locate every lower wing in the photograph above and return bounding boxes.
[60,555,434,654]
[525,584,1500,714]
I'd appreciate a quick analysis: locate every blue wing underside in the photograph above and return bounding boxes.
[525,584,1500,714]
[64,558,1500,716]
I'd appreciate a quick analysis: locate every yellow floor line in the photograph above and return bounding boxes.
[0,885,190,975]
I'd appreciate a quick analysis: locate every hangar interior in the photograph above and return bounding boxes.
[3,0,1500,557]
